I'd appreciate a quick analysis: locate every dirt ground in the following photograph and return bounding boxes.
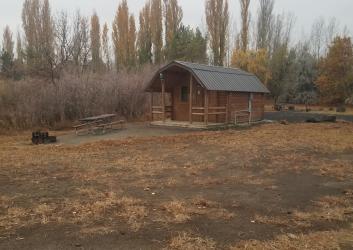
[0,122,353,249]
[58,123,192,145]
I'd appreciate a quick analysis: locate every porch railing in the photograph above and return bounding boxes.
[234,110,251,125]
[192,106,227,124]
[152,106,172,114]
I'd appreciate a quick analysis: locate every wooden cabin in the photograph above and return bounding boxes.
[146,61,270,128]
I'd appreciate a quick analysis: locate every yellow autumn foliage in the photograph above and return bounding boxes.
[231,48,271,85]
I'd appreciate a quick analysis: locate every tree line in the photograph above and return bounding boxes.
[0,0,353,128]
[0,0,207,78]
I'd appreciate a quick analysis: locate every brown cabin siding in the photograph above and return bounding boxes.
[152,89,265,124]
[251,93,265,122]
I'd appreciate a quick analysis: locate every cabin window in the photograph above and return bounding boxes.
[181,86,188,102]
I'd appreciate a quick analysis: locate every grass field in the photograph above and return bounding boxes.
[0,123,353,249]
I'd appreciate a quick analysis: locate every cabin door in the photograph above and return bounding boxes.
[193,84,205,122]
[173,85,189,121]
[172,82,204,122]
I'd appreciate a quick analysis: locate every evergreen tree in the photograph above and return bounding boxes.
[166,25,207,63]
[1,26,15,77]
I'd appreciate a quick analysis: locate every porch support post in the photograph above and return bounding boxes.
[204,90,209,126]
[161,79,166,123]
[189,74,193,124]
[150,91,153,122]
[226,92,230,124]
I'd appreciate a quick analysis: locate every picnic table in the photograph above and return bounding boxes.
[74,114,125,135]
[79,114,116,123]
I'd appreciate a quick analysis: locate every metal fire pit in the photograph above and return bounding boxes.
[32,131,57,145]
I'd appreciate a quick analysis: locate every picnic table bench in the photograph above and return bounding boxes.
[96,120,126,133]
[73,114,125,135]
[73,121,100,135]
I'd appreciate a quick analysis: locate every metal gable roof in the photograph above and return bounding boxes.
[170,61,270,93]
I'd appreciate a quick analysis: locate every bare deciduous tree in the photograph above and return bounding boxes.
[2,26,14,59]
[310,17,325,62]
[56,11,71,67]
[256,0,274,51]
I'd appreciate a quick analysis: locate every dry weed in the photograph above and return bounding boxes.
[169,232,216,250]
[163,201,191,223]
[162,198,234,224]
[34,204,56,224]
[230,230,352,250]
[0,207,28,231]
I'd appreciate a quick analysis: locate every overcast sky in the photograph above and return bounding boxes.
[1,0,352,42]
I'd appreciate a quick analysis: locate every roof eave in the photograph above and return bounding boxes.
[145,61,209,91]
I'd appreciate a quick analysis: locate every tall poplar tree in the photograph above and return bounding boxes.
[90,12,101,72]
[101,23,111,70]
[128,15,137,68]
[112,0,129,70]
[150,0,163,64]
[22,0,55,78]
[164,0,183,60]
[256,0,274,51]
[205,0,229,66]
[1,26,15,76]
[239,0,251,52]
[137,1,152,65]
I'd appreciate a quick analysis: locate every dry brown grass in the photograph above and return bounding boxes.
[0,123,353,248]
[0,191,147,236]
[169,232,216,250]
[230,229,353,250]
[293,194,353,223]
[163,201,192,223]
[63,193,148,232]
[254,193,353,230]
[162,198,235,224]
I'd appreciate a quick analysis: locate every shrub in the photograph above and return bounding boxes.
[0,65,156,129]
